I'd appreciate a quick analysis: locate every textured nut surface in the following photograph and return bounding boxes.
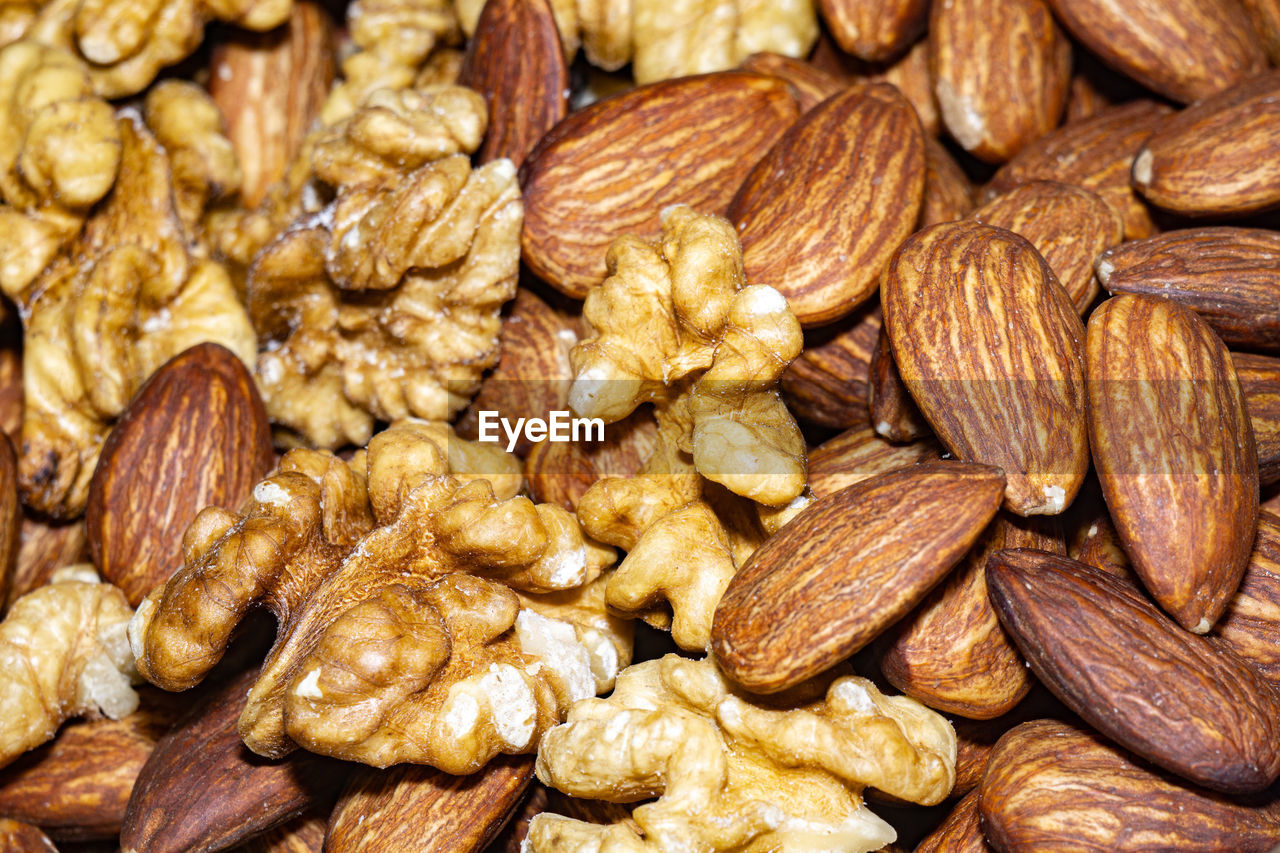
[867,324,930,442]
[6,514,87,611]
[919,135,974,226]
[0,819,55,852]
[818,0,927,61]
[1235,353,1280,485]
[737,51,845,112]
[807,425,939,498]
[781,304,879,429]
[1213,510,1280,681]
[915,790,990,853]
[0,435,17,610]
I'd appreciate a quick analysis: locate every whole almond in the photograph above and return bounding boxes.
[1233,352,1280,485]
[930,0,1070,163]
[728,82,925,326]
[882,220,1090,516]
[1086,294,1257,632]
[971,181,1123,314]
[1098,228,1280,352]
[0,820,55,853]
[867,324,930,442]
[0,434,18,610]
[1242,0,1280,61]
[818,0,928,62]
[6,514,87,612]
[807,425,939,498]
[987,100,1173,240]
[1213,510,1280,681]
[979,719,1280,851]
[1132,72,1280,217]
[209,1,334,208]
[987,550,1280,794]
[85,343,274,606]
[737,53,846,113]
[1065,486,1134,579]
[711,460,1004,693]
[520,72,800,298]
[881,514,1062,719]
[325,759,533,852]
[916,790,991,853]
[919,135,974,226]
[781,303,879,428]
[1044,0,1266,104]
[951,691,1066,795]
[459,0,567,168]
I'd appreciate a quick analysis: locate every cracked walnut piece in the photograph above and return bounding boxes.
[130,420,631,772]
[531,654,956,852]
[12,113,255,519]
[0,565,138,769]
[250,85,521,450]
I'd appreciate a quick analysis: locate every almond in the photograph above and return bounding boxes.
[85,344,274,607]
[1233,352,1280,485]
[987,100,1172,239]
[6,514,87,612]
[880,514,1062,719]
[1044,0,1267,103]
[987,550,1280,794]
[209,1,334,208]
[872,40,939,138]
[1213,510,1280,682]
[806,425,939,498]
[0,820,55,853]
[1132,72,1280,217]
[520,72,800,298]
[1086,294,1257,632]
[238,814,325,853]
[867,324,929,442]
[524,409,656,512]
[780,303,879,428]
[919,135,974,226]
[951,691,1066,795]
[971,181,1122,314]
[0,434,18,610]
[915,790,991,853]
[1242,0,1280,61]
[728,82,925,326]
[0,313,19,441]
[711,460,1004,693]
[1098,228,1280,352]
[979,719,1280,851]
[459,0,567,168]
[1064,484,1134,580]
[818,0,928,62]
[882,220,1090,516]
[929,0,1070,163]
[737,53,846,113]
[325,759,533,851]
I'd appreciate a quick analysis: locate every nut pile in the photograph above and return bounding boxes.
[0,0,1277,851]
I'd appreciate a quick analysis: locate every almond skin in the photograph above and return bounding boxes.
[1043,0,1267,104]
[979,719,1280,851]
[6,514,87,612]
[459,0,567,168]
[1086,294,1258,633]
[818,0,928,62]
[524,408,656,511]
[987,100,1173,240]
[0,434,19,611]
[520,72,799,298]
[1098,228,1280,351]
[1233,352,1280,485]
[987,550,1280,794]
[325,759,532,852]
[929,0,1070,163]
[781,303,879,428]
[971,181,1123,314]
[729,82,924,327]
[85,343,274,607]
[1242,0,1280,61]
[867,324,930,442]
[882,220,1089,517]
[1133,72,1280,217]
[807,425,939,498]
[915,790,991,853]
[919,135,974,226]
[1213,510,1280,681]
[711,460,1004,693]
[0,820,55,853]
[737,53,846,113]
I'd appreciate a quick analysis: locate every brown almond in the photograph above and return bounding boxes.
[459,0,567,168]
[1086,294,1258,632]
[737,53,846,113]
[919,135,974,227]
[0,312,19,441]
[987,100,1173,239]
[238,814,325,853]
[729,82,925,326]
[1213,510,1280,681]
[85,343,274,606]
[524,408,656,512]
[120,668,346,853]
[0,434,18,610]
[807,425,939,498]
[971,181,1123,314]
[818,0,928,62]
[987,550,1280,794]
[0,820,56,853]
[881,514,1062,719]
[872,40,939,137]
[780,303,879,428]
[325,759,532,852]
[915,790,992,853]
[882,220,1090,516]
[209,2,334,208]
[979,719,1280,851]
[1044,0,1266,104]
[711,460,1005,693]
[929,0,1070,163]
[1098,228,1280,352]
[1064,485,1134,580]
[1133,72,1280,217]
[1234,352,1280,485]
[1242,0,1280,61]
[6,513,87,612]
[520,72,799,298]
[951,691,1067,795]
[867,324,930,442]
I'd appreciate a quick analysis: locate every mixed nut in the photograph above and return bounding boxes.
[0,0,1278,850]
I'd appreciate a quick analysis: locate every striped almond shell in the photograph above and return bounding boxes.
[1212,509,1280,680]
[1241,0,1280,61]
[868,323,930,442]
[919,135,975,226]
[807,424,939,498]
[780,302,880,428]
[882,220,1090,517]
[1086,294,1258,632]
[818,0,928,62]
[736,53,846,113]
[1232,352,1280,485]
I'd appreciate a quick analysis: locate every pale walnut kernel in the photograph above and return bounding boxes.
[143,79,239,235]
[531,655,956,852]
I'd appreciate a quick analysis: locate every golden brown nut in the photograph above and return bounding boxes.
[0,565,138,769]
[531,654,956,852]
[143,79,240,234]
[15,114,255,519]
[130,421,631,772]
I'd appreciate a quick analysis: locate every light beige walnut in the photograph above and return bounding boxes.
[249,86,520,450]
[130,420,631,772]
[531,655,956,852]
[0,565,138,768]
[143,79,239,235]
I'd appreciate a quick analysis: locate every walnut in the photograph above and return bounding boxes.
[130,420,632,772]
[530,654,956,852]
[0,565,138,768]
[13,113,255,518]
[143,79,239,235]
[249,86,521,450]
